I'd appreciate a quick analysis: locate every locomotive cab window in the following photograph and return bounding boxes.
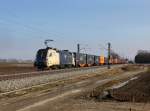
[36,49,47,60]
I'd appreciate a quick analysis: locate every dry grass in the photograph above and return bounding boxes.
[0,63,35,75]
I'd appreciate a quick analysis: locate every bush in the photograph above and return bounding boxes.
[135,50,150,63]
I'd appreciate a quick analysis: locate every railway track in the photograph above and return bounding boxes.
[0,65,146,111]
[0,66,107,81]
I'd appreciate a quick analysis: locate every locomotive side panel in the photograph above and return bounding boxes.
[46,49,60,68]
[59,50,75,68]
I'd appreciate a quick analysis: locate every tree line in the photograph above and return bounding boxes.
[135,50,150,63]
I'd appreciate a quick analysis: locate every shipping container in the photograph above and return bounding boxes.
[94,56,100,65]
[99,56,105,65]
[74,53,87,67]
[104,57,108,65]
[87,54,95,66]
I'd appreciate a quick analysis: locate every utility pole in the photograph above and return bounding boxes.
[76,44,80,67]
[77,44,80,53]
[108,42,111,69]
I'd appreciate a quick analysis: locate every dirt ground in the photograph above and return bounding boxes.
[110,67,150,103]
[0,65,149,111]
[0,63,35,75]
[35,98,150,111]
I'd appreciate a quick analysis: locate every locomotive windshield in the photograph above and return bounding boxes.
[36,49,48,60]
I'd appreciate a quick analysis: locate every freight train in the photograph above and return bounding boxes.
[34,47,126,69]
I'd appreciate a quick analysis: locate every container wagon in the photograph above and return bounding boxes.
[74,53,87,67]
[86,54,95,66]
[99,56,105,65]
[94,56,100,66]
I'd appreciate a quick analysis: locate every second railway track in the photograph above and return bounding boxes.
[0,66,108,81]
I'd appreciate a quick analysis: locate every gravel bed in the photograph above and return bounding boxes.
[0,67,107,92]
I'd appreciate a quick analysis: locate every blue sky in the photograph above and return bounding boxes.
[0,0,150,60]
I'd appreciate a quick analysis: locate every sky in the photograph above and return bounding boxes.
[0,0,150,60]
